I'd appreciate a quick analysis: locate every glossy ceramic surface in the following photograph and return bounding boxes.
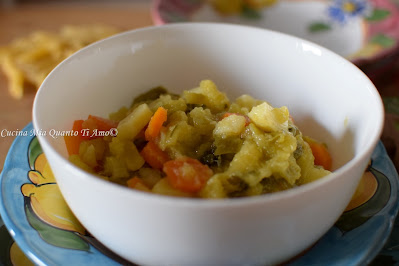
[32,23,384,265]
[152,0,399,64]
[0,123,398,265]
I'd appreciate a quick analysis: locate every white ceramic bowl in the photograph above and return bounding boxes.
[32,23,384,266]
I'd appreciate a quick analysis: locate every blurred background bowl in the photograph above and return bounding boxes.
[152,0,399,67]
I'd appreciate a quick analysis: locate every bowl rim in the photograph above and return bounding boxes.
[32,22,385,208]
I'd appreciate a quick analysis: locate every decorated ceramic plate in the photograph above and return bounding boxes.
[151,0,399,64]
[0,123,399,265]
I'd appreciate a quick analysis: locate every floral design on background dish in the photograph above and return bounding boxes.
[152,0,399,63]
[21,137,89,250]
[0,123,398,265]
[20,137,133,265]
[309,0,399,61]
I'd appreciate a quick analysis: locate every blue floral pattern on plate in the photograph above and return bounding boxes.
[327,0,372,24]
[0,123,398,265]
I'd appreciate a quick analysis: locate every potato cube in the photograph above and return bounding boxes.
[214,114,246,138]
[248,102,289,132]
[117,103,153,140]
[79,143,97,168]
[109,137,145,171]
[103,156,129,179]
[123,141,145,171]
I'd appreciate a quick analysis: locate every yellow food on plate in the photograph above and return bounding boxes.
[65,80,332,199]
[0,24,120,99]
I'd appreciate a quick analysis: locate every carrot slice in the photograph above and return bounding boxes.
[306,138,333,171]
[64,120,85,156]
[64,115,118,155]
[145,107,167,141]
[140,141,170,170]
[163,157,213,193]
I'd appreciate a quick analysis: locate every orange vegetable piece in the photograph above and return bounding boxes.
[64,115,119,155]
[145,107,167,141]
[64,120,85,155]
[140,141,170,170]
[163,157,213,193]
[306,139,333,171]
